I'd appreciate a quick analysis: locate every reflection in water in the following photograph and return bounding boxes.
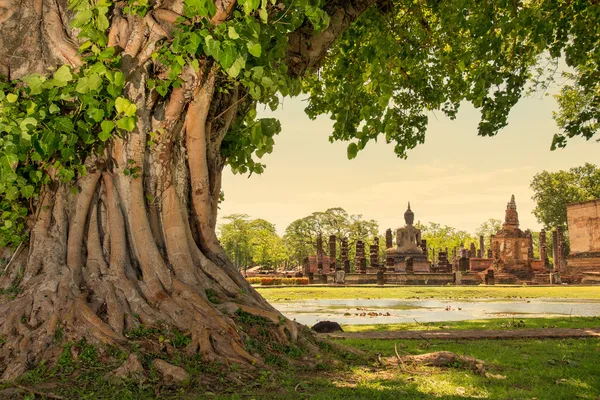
[270,299,600,326]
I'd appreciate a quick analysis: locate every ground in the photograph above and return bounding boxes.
[2,288,599,399]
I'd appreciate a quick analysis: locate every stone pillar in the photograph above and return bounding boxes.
[420,239,427,254]
[385,229,393,249]
[316,234,323,274]
[369,241,379,270]
[329,235,338,271]
[552,230,559,271]
[470,243,476,259]
[557,226,565,271]
[356,240,366,274]
[540,229,549,267]
[487,248,492,258]
[342,238,350,273]
[527,233,534,261]
[479,236,484,258]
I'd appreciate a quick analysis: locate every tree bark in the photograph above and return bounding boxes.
[0,0,379,381]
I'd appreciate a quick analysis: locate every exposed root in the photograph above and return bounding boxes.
[387,351,487,375]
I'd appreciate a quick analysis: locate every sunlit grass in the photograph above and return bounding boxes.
[257,285,600,302]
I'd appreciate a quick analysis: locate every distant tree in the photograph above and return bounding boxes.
[219,215,289,273]
[416,222,477,257]
[475,219,502,240]
[218,214,253,274]
[530,163,600,229]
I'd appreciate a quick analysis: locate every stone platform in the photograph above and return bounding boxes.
[327,272,482,285]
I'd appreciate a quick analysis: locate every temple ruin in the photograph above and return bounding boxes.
[302,196,595,285]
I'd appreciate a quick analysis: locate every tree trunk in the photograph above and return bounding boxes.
[0,0,301,381]
[0,0,381,381]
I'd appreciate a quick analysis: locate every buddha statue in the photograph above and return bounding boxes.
[395,203,423,254]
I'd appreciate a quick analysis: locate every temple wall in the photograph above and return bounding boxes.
[567,199,600,254]
[470,258,493,272]
[308,255,331,274]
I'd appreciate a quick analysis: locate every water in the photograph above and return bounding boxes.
[270,298,600,326]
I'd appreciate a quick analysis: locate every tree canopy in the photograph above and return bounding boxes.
[218,214,290,271]
[2,1,600,247]
[530,163,600,229]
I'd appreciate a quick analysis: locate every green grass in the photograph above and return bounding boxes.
[258,285,600,302]
[342,316,600,332]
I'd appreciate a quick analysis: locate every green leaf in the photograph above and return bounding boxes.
[227,56,246,78]
[247,42,262,58]
[0,154,18,171]
[228,27,240,40]
[5,186,18,201]
[347,143,358,159]
[115,97,137,116]
[49,104,61,114]
[76,77,91,94]
[20,117,37,131]
[97,13,110,31]
[116,116,136,132]
[20,185,35,199]
[72,9,93,27]
[87,108,105,122]
[6,94,18,103]
[22,75,45,95]
[53,66,73,87]
[55,117,75,133]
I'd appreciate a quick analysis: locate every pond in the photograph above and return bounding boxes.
[270,298,600,326]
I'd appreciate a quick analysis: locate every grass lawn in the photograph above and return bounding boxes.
[341,316,600,332]
[257,285,600,302]
[3,317,599,399]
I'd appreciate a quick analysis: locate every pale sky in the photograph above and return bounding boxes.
[217,93,599,236]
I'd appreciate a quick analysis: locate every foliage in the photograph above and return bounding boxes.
[283,207,379,267]
[305,1,600,160]
[415,222,477,256]
[530,163,600,229]
[475,218,502,240]
[2,0,600,248]
[218,214,291,271]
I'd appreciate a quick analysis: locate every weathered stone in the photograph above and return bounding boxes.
[329,235,338,271]
[479,236,485,258]
[342,237,350,273]
[489,195,533,280]
[312,321,343,333]
[316,234,323,274]
[385,229,393,249]
[334,270,345,284]
[540,229,549,267]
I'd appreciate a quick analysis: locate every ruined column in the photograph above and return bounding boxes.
[369,242,379,270]
[329,235,338,271]
[557,226,565,271]
[470,243,476,259]
[356,240,366,274]
[342,237,350,273]
[540,229,549,267]
[527,233,534,261]
[479,236,484,258]
[385,229,393,249]
[316,234,323,274]
[552,230,559,271]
